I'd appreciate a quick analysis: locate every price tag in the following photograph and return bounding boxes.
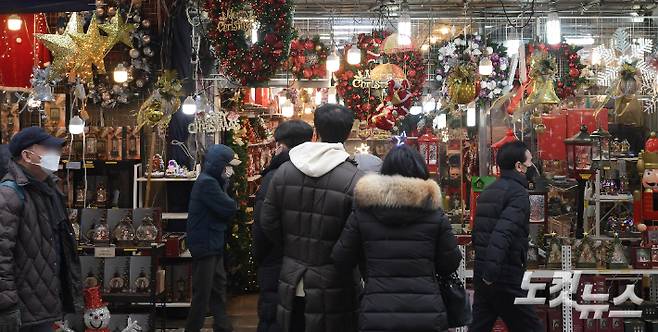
[94,247,116,258]
[66,162,82,170]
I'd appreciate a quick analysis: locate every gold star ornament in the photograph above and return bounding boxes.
[69,14,115,80]
[100,13,135,48]
[34,12,84,79]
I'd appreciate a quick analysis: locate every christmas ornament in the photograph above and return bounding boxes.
[84,287,110,332]
[446,63,478,105]
[100,13,135,48]
[288,36,328,80]
[136,70,183,130]
[206,0,294,85]
[34,12,84,79]
[69,14,114,80]
[121,318,142,332]
[526,42,587,99]
[29,67,55,101]
[526,51,561,105]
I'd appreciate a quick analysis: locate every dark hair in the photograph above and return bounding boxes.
[496,141,529,170]
[313,104,354,143]
[274,120,313,148]
[381,145,430,180]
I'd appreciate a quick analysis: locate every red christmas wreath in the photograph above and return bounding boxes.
[205,0,294,86]
[335,30,426,123]
[527,42,587,99]
[288,36,328,80]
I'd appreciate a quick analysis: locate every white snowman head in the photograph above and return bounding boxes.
[85,306,111,330]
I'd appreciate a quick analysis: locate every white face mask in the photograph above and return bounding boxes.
[224,166,235,178]
[27,150,61,174]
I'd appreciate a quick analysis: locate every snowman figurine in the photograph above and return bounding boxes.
[84,286,111,332]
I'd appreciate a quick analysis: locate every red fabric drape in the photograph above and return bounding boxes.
[0,13,50,88]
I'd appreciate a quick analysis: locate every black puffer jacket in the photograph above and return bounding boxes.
[472,169,530,288]
[261,142,363,332]
[0,160,83,326]
[253,150,290,332]
[332,174,462,332]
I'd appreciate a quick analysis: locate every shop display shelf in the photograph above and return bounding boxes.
[78,243,165,256]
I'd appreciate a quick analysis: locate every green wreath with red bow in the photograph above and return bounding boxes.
[527,42,588,99]
[335,30,426,123]
[288,36,329,80]
[205,0,295,86]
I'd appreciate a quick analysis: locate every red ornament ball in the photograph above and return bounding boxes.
[569,68,580,78]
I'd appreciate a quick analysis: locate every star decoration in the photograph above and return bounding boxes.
[100,13,135,48]
[34,12,84,80]
[69,14,115,80]
[392,131,408,146]
[355,143,370,154]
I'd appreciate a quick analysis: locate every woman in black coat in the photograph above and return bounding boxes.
[332,145,462,332]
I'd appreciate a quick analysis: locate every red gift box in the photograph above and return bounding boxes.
[564,108,608,138]
[538,114,568,161]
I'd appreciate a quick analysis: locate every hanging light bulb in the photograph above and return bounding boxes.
[546,10,561,45]
[315,90,323,105]
[68,115,85,135]
[251,22,259,44]
[113,63,128,83]
[328,87,337,104]
[281,99,294,118]
[397,0,411,46]
[346,44,361,65]
[409,102,423,115]
[326,47,340,73]
[278,95,287,109]
[434,113,447,129]
[182,96,197,115]
[478,57,494,76]
[466,102,477,127]
[591,47,601,66]
[7,14,21,31]
[422,94,436,112]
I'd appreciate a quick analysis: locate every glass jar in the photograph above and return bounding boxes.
[93,218,110,245]
[109,271,125,293]
[134,269,150,293]
[84,271,99,289]
[113,213,135,246]
[96,183,107,208]
[136,216,158,244]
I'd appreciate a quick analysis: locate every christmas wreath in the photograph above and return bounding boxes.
[527,42,587,99]
[335,30,426,123]
[206,0,294,86]
[288,36,328,80]
[433,34,509,102]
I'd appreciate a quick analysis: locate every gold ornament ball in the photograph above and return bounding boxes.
[146,108,164,124]
[141,19,151,28]
[129,49,140,58]
[315,45,322,51]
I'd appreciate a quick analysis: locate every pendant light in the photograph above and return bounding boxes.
[397,0,411,46]
[546,3,561,45]
[409,102,423,115]
[478,57,494,76]
[69,115,85,135]
[182,96,197,115]
[113,63,128,83]
[346,44,361,65]
[326,47,340,72]
[7,14,21,31]
[422,94,436,112]
[466,102,477,127]
[281,99,294,118]
[328,87,337,104]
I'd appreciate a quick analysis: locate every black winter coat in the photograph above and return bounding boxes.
[0,160,83,326]
[472,169,531,288]
[187,145,238,258]
[253,150,290,332]
[332,174,462,332]
[261,155,363,332]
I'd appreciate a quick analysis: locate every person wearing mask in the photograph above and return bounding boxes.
[470,141,543,332]
[186,144,241,332]
[260,104,363,332]
[331,145,462,332]
[0,127,83,332]
[253,120,313,332]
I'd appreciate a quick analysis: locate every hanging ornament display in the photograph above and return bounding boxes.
[526,50,561,105]
[526,42,587,99]
[68,14,114,80]
[446,63,478,105]
[34,12,84,80]
[136,70,183,130]
[205,0,294,85]
[433,34,509,102]
[99,14,135,48]
[335,30,425,124]
[288,36,328,80]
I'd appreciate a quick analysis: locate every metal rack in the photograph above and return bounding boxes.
[587,168,635,237]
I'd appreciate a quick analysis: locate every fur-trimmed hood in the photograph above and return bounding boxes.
[355,174,442,210]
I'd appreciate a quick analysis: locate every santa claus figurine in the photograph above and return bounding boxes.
[84,287,111,332]
[633,132,658,238]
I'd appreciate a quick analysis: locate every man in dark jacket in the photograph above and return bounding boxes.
[260,104,363,332]
[186,144,241,332]
[253,120,313,332]
[470,141,543,332]
[0,127,83,332]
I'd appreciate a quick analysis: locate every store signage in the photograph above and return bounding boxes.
[351,70,387,90]
[188,111,241,134]
[216,9,255,32]
[94,247,116,258]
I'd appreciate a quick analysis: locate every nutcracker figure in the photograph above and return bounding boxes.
[633,132,658,237]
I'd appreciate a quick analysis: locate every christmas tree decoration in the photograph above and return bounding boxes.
[526,51,560,105]
[288,36,328,80]
[69,14,114,80]
[99,13,135,48]
[206,0,294,85]
[34,12,84,79]
[83,287,111,332]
